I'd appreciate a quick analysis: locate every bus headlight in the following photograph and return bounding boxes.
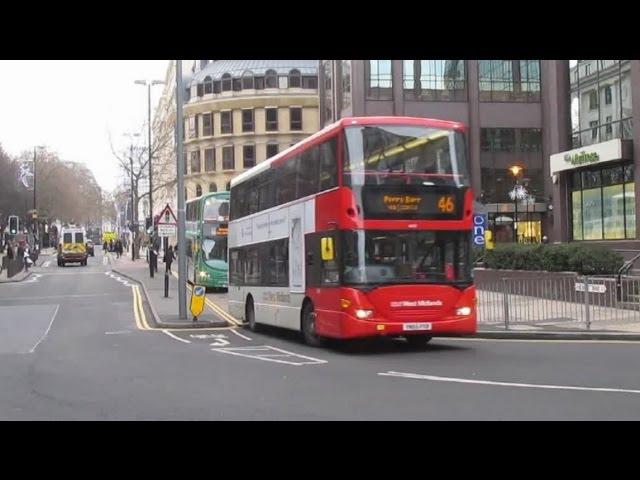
[456,306,472,316]
[355,309,374,319]
[199,271,209,278]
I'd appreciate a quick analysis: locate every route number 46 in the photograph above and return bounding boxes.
[438,196,455,213]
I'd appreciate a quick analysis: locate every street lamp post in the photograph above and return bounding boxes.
[508,165,524,243]
[124,133,141,260]
[32,146,45,250]
[176,60,187,319]
[134,79,165,231]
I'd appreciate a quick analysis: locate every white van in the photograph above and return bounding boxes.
[58,225,88,267]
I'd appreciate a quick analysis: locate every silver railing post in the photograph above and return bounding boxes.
[584,276,591,330]
[502,278,510,330]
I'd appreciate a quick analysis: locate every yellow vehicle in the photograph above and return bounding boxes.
[58,225,88,267]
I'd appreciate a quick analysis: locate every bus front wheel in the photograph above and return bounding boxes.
[245,297,260,332]
[301,302,325,347]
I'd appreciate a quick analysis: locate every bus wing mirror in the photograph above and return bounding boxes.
[321,237,335,261]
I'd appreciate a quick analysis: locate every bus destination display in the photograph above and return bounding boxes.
[362,188,463,219]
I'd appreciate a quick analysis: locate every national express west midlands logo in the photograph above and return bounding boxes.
[564,151,600,166]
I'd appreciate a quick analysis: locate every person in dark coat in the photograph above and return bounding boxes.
[164,245,176,273]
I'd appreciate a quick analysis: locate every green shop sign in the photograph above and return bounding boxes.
[564,151,600,166]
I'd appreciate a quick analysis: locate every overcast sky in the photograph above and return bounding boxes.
[0,60,170,193]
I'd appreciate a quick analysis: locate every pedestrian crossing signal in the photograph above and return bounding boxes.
[8,216,18,235]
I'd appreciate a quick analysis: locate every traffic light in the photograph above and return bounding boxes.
[8,215,19,235]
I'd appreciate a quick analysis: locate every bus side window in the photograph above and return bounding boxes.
[319,137,337,191]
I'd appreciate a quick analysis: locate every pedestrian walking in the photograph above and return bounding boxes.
[103,240,108,252]
[23,244,33,271]
[164,245,176,273]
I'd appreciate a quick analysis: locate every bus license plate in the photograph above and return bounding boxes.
[403,323,432,331]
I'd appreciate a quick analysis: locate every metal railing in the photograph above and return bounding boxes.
[476,274,640,330]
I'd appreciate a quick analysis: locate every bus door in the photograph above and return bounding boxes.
[289,204,305,293]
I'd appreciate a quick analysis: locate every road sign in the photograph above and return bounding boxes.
[575,283,607,293]
[157,204,177,226]
[472,214,487,246]
[158,224,177,237]
[190,285,206,321]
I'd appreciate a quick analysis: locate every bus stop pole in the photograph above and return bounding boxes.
[176,60,187,319]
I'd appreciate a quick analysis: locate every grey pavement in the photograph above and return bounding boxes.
[2,246,640,419]
[107,250,230,328]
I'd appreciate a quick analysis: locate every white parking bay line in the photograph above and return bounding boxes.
[378,371,640,395]
[212,345,327,366]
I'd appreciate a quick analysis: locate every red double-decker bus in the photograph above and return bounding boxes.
[228,116,476,346]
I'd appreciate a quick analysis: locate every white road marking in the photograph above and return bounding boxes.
[188,332,231,347]
[29,304,60,353]
[24,274,42,284]
[162,330,191,344]
[378,371,640,395]
[0,293,124,301]
[229,328,252,341]
[42,261,50,268]
[105,330,132,335]
[212,345,327,366]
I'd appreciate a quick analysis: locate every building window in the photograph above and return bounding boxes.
[481,128,516,152]
[605,116,613,136]
[289,69,301,88]
[202,113,213,136]
[222,73,232,92]
[478,60,541,102]
[242,109,254,132]
[222,146,235,170]
[233,78,242,91]
[341,60,351,110]
[265,107,278,131]
[213,80,221,94]
[322,60,333,123]
[197,83,204,97]
[189,115,197,139]
[366,60,393,100]
[190,150,201,173]
[204,76,213,95]
[590,120,598,140]
[290,107,302,131]
[254,76,264,90]
[589,90,598,110]
[265,69,277,88]
[205,148,215,172]
[605,85,612,105]
[303,76,318,89]
[183,152,188,175]
[195,184,202,197]
[221,111,233,134]
[480,128,543,204]
[571,163,635,240]
[185,188,188,201]
[266,143,279,159]
[243,145,255,169]
[242,71,254,89]
[225,181,231,191]
[209,183,217,192]
[519,128,542,153]
[403,60,466,101]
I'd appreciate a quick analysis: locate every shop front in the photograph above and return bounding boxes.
[551,138,635,242]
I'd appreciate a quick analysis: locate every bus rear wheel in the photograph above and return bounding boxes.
[405,334,432,347]
[245,297,260,332]
[301,302,325,347]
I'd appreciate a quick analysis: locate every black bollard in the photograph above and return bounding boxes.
[164,270,169,298]
[149,253,154,278]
